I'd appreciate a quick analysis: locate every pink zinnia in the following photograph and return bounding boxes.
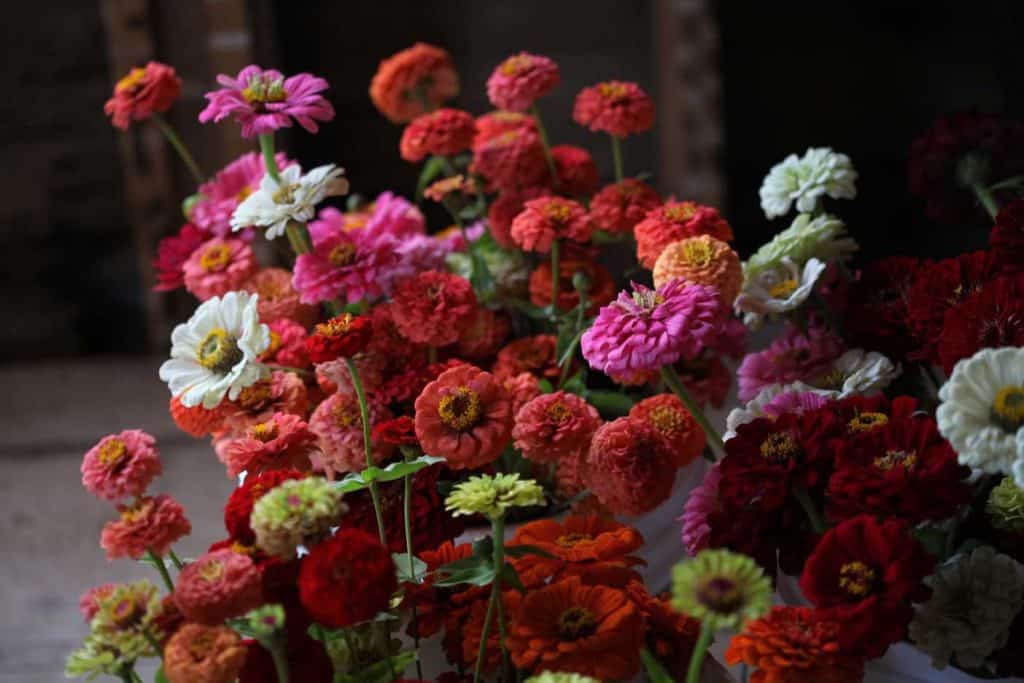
[679,464,720,556]
[581,280,725,377]
[79,583,117,622]
[308,391,395,477]
[512,391,601,465]
[736,325,845,402]
[572,80,655,137]
[242,267,317,328]
[219,371,309,437]
[363,191,427,239]
[292,207,400,305]
[100,494,191,560]
[389,271,478,347]
[153,224,207,292]
[216,412,316,478]
[182,237,257,301]
[589,179,662,234]
[510,196,593,253]
[763,390,831,419]
[191,152,293,236]
[582,417,675,515]
[260,319,310,368]
[173,549,263,624]
[486,52,561,112]
[388,234,455,291]
[81,429,162,502]
[198,65,335,138]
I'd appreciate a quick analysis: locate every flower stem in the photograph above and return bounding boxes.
[793,486,827,535]
[660,365,724,460]
[685,622,714,683]
[142,628,163,658]
[345,358,388,547]
[402,453,425,681]
[258,133,282,185]
[152,113,203,185]
[267,637,291,683]
[550,239,561,322]
[969,179,1000,219]
[530,103,559,188]
[610,134,625,182]
[490,516,510,674]
[167,548,185,571]
[146,549,174,593]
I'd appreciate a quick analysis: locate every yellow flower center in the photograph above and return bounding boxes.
[265,330,282,357]
[759,432,800,462]
[679,239,714,268]
[328,243,357,267]
[237,380,272,410]
[664,203,697,223]
[241,75,287,105]
[250,420,279,442]
[556,532,592,547]
[332,402,360,429]
[198,560,224,583]
[544,201,572,223]
[344,213,369,231]
[874,449,918,471]
[649,405,685,436]
[120,499,152,524]
[557,607,597,640]
[315,313,356,337]
[115,67,147,94]
[188,632,216,659]
[848,412,889,434]
[500,54,533,75]
[199,243,233,272]
[993,385,1024,432]
[768,278,799,299]
[597,82,628,99]
[816,369,848,391]
[838,561,876,597]
[438,386,482,431]
[97,439,128,467]
[545,401,572,423]
[230,541,255,555]
[271,183,299,205]
[112,597,144,628]
[196,327,243,373]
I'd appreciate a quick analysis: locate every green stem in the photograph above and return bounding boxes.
[284,221,312,255]
[969,179,1000,219]
[660,365,724,460]
[118,670,133,683]
[685,622,714,683]
[793,486,827,535]
[345,358,388,546]
[473,576,499,683]
[142,628,163,657]
[491,516,509,672]
[268,637,290,683]
[403,455,425,681]
[130,671,143,683]
[145,549,174,593]
[549,239,561,321]
[610,134,625,182]
[530,103,559,188]
[258,133,282,185]
[167,548,185,571]
[152,113,203,185]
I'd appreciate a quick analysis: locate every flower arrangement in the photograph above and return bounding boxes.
[69,38,1024,683]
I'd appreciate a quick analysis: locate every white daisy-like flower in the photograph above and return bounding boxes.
[735,257,827,328]
[937,347,1024,484]
[158,291,271,409]
[909,546,1024,670]
[806,348,901,397]
[231,163,349,239]
[759,147,858,219]
[745,213,857,278]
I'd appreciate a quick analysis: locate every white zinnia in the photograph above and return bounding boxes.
[735,257,827,328]
[158,291,271,409]
[810,348,901,397]
[759,147,858,219]
[937,347,1024,485]
[745,213,858,278]
[909,546,1024,670]
[231,163,349,239]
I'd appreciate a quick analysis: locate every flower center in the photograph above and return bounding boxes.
[230,541,255,555]
[874,449,918,471]
[112,597,144,629]
[664,203,697,223]
[237,380,273,410]
[242,74,287,105]
[115,68,147,94]
[499,54,534,75]
[557,607,597,640]
[199,243,232,272]
[679,240,713,267]
[768,278,799,299]
[816,369,848,390]
[250,420,278,442]
[271,183,300,205]
[188,632,216,660]
[196,327,243,373]
[597,82,628,100]
[316,313,356,338]
[328,243,357,267]
[545,401,572,423]
[556,532,592,547]
[437,386,482,431]
[838,561,876,597]
[332,402,359,428]
[120,499,152,524]
[697,576,744,614]
[198,560,224,583]
[848,412,888,433]
[630,289,663,310]
[759,432,800,462]
[544,201,572,224]
[992,385,1024,432]
[97,439,128,468]
[649,405,685,435]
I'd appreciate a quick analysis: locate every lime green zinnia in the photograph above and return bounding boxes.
[250,477,346,557]
[65,635,126,680]
[672,549,772,630]
[90,580,164,661]
[526,673,601,683]
[987,477,1024,533]
[745,213,857,278]
[445,473,545,519]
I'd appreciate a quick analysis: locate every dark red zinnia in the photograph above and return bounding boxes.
[550,144,600,196]
[991,199,1024,272]
[937,273,1024,373]
[845,257,922,361]
[153,224,207,292]
[372,415,418,446]
[305,313,373,363]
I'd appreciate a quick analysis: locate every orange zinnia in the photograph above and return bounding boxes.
[507,577,644,680]
[625,581,701,680]
[724,606,865,683]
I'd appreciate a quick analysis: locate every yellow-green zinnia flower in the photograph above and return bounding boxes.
[525,673,601,683]
[987,477,1024,533]
[672,549,772,630]
[445,473,545,519]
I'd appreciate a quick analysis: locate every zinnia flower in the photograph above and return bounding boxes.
[672,549,771,631]
[844,256,922,361]
[987,477,1024,533]
[512,392,601,465]
[488,186,552,247]
[510,197,593,254]
[163,623,247,683]
[249,476,346,557]
[154,224,206,292]
[89,580,165,660]
[198,65,335,137]
[572,81,654,137]
[223,468,306,544]
[724,384,830,439]
[100,494,191,560]
[744,213,857,279]
[493,334,561,382]
[390,270,477,347]
[937,346,1024,486]
[800,348,901,398]
[735,257,828,328]
[369,43,459,123]
[504,372,544,415]
[230,163,349,240]
[634,201,734,269]
[525,674,599,683]
[581,280,725,378]
[81,429,161,501]
[182,237,257,301]
[298,528,397,627]
[192,152,294,236]
[528,250,616,315]
[169,396,225,437]
[725,606,865,683]
[104,61,181,130]
[308,391,394,477]
[242,268,316,327]
[629,394,705,467]
[79,583,117,622]
[551,145,600,196]
[159,290,270,409]
[938,274,1024,373]
[506,577,644,679]
[216,412,316,478]
[472,126,548,191]
[588,178,662,234]
[259,318,310,368]
[399,108,476,162]
[218,370,308,436]
[652,235,743,304]
[456,308,512,360]
[679,464,720,555]
[582,417,676,515]
[445,473,545,519]
[736,325,844,402]
[758,147,858,219]
[173,549,263,624]
[305,313,373,363]
[486,52,560,111]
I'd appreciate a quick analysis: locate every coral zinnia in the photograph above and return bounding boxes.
[572,81,654,138]
[634,201,734,269]
[298,528,397,627]
[153,224,206,292]
[487,52,561,112]
[242,268,316,328]
[414,364,513,469]
[81,429,162,502]
[582,417,676,515]
[399,108,477,162]
[370,43,459,123]
[511,196,593,253]
[629,394,705,467]
[512,392,601,465]
[581,280,725,378]
[472,126,549,191]
[653,235,743,305]
[487,186,552,248]
[725,606,865,683]
[588,178,663,234]
[182,237,257,301]
[390,270,478,347]
[173,549,263,624]
[104,61,181,130]
[550,145,600,196]
[507,577,644,679]
[216,412,315,478]
[308,390,394,477]
[163,623,247,683]
[493,334,561,382]
[100,494,191,560]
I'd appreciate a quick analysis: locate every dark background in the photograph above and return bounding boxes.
[3,0,1022,360]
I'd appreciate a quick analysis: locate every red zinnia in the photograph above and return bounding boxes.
[937,273,1024,373]
[390,271,477,347]
[528,248,616,315]
[589,178,663,234]
[572,80,655,138]
[471,126,549,191]
[845,257,922,361]
[486,52,561,112]
[991,199,1024,271]
[512,391,601,465]
[173,549,263,624]
[551,144,600,196]
[369,43,459,123]
[399,108,477,162]
[372,415,418,446]
[628,394,705,467]
[487,185,552,248]
[456,307,512,360]
[104,61,182,130]
[634,201,734,269]
[298,528,397,628]
[492,334,561,382]
[474,110,537,143]
[581,417,676,516]
[511,196,593,253]
[153,224,206,292]
[305,313,373,364]
[626,582,701,681]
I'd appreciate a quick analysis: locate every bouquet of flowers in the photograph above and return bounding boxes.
[67,40,1024,683]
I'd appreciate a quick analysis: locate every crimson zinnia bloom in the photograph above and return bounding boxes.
[991,199,1024,270]
[305,313,373,364]
[104,61,182,130]
[937,273,1024,373]
[799,515,933,657]
[399,108,477,162]
[573,80,655,138]
[845,257,922,361]
[589,178,663,234]
[390,271,477,347]
[372,415,418,446]
[370,43,459,123]
[414,364,513,469]
[551,144,600,196]
[512,391,601,465]
[299,528,397,628]
[582,417,676,515]
[486,52,561,112]
[634,201,734,269]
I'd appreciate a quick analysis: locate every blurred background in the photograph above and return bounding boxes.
[0,1,1021,681]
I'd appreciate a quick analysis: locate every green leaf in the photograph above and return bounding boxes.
[392,553,428,583]
[499,562,526,593]
[334,455,445,492]
[469,248,496,300]
[154,666,170,683]
[472,536,494,559]
[561,371,586,397]
[334,651,418,683]
[501,297,550,320]
[640,648,674,683]
[415,156,448,202]
[504,544,557,559]
[586,389,635,416]
[537,378,554,394]
[432,555,496,587]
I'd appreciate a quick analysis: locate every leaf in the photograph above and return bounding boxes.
[334,455,445,492]
[469,248,496,300]
[392,553,428,583]
[415,156,448,202]
[504,544,557,560]
[557,328,586,368]
[561,372,586,397]
[537,378,554,394]
[432,555,496,587]
[154,666,170,683]
[334,651,418,683]
[499,562,526,593]
[586,389,635,416]
[640,649,674,683]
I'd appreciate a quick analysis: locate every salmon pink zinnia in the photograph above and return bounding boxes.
[182,237,257,301]
[512,391,601,465]
[572,80,654,138]
[486,52,561,112]
[81,429,162,502]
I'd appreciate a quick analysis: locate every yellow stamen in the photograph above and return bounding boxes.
[250,420,278,442]
[544,201,572,223]
[557,607,597,640]
[545,401,572,423]
[327,244,356,267]
[679,239,714,267]
[315,313,356,338]
[597,82,628,99]
[500,54,533,76]
[759,432,800,462]
[237,380,272,410]
[649,405,686,436]
[768,278,799,299]
[993,385,1024,432]
[838,561,876,597]
[97,439,128,467]
[199,243,233,272]
[848,412,889,434]
[115,68,147,94]
[438,386,482,431]
[195,327,242,373]
[664,203,697,223]
[271,183,299,205]
[556,533,593,547]
[198,560,224,583]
